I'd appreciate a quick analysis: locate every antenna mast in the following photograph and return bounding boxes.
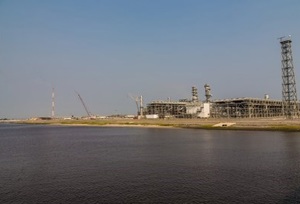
[51,87,55,118]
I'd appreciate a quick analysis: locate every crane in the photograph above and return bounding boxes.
[128,93,140,115]
[75,91,93,118]
[128,93,143,116]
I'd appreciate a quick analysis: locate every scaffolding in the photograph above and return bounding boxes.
[147,101,187,118]
[211,98,286,118]
[146,86,206,118]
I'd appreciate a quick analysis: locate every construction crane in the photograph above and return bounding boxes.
[128,93,140,115]
[128,93,143,117]
[75,91,93,118]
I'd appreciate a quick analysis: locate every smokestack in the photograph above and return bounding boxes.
[204,84,212,102]
[192,86,199,102]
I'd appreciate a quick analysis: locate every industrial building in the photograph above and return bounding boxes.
[145,36,300,119]
[211,97,286,118]
[145,86,296,119]
[146,86,211,118]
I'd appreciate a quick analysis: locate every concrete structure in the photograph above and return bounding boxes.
[145,114,159,119]
[198,103,210,118]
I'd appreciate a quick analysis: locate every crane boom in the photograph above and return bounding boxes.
[128,93,140,113]
[75,91,92,117]
[128,93,144,116]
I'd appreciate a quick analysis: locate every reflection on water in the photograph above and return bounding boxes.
[0,124,300,203]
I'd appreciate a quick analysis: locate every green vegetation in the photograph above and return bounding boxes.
[8,118,300,132]
[269,125,300,132]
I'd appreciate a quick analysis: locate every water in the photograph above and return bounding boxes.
[1,123,300,203]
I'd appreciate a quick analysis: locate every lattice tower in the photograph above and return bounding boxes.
[280,37,298,118]
[51,87,55,118]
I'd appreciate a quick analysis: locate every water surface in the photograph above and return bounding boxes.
[1,124,300,203]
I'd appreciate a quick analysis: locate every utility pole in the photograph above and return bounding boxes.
[51,87,55,118]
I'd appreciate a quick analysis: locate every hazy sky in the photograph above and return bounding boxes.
[1,0,300,118]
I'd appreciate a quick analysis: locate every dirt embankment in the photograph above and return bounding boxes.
[9,118,300,132]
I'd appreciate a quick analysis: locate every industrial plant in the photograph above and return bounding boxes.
[146,86,210,119]
[130,36,299,119]
[46,36,299,120]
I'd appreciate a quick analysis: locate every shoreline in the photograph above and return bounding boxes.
[3,118,300,132]
[48,123,178,129]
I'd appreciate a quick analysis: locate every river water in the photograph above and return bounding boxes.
[0,123,300,203]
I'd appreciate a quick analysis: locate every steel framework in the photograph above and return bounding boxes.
[147,101,187,118]
[211,98,285,118]
[280,37,299,118]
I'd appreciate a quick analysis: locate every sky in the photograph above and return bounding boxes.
[1,0,300,118]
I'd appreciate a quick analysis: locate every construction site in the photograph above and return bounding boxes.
[131,36,299,119]
[145,86,210,119]
[43,36,299,121]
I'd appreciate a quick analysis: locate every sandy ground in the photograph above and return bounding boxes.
[6,117,300,131]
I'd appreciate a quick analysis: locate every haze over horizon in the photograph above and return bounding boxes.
[1,0,300,119]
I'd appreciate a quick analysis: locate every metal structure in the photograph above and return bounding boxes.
[204,84,212,102]
[209,38,299,119]
[128,94,143,116]
[75,91,93,117]
[146,86,209,118]
[280,36,299,118]
[145,37,300,119]
[192,86,199,102]
[140,95,144,116]
[51,88,55,118]
[147,101,187,118]
[211,97,285,118]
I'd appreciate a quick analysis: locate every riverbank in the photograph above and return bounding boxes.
[4,118,300,132]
